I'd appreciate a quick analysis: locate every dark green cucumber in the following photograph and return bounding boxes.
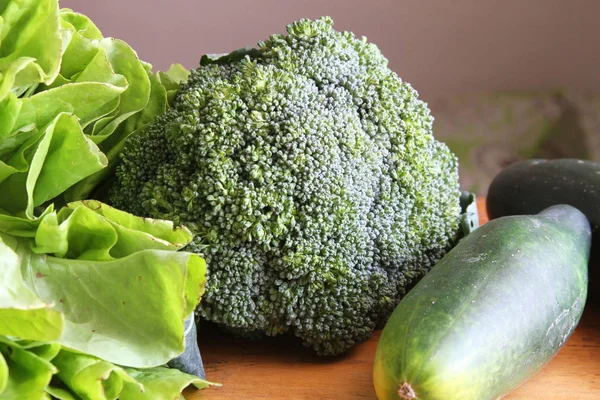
[486,158,599,299]
[487,159,600,237]
[373,205,590,400]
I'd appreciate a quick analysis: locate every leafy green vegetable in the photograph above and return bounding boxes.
[0,0,62,99]
[0,204,211,398]
[0,3,188,209]
[0,201,207,363]
[0,337,58,400]
[0,340,214,400]
[0,231,63,342]
[0,0,211,398]
[52,349,141,399]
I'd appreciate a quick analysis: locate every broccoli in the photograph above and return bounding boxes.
[109,17,463,355]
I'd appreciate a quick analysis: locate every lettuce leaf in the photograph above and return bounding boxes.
[121,367,211,399]
[0,203,211,397]
[52,349,141,400]
[0,232,63,342]
[0,341,214,400]
[1,201,206,367]
[0,0,63,100]
[0,337,58,400]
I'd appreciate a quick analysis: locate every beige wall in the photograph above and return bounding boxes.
[61,0,600,101]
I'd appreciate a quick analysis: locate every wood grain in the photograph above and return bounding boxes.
[186,198,600,399]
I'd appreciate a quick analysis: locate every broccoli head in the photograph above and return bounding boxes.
[110,17,462,355]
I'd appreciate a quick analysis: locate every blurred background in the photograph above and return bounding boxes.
[61,0,600,194]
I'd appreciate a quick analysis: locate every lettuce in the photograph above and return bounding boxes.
[0,1,212,398]
[0,338,210,400]
[0,2,189,208]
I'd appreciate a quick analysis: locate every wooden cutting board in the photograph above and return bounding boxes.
[186,198,600,399]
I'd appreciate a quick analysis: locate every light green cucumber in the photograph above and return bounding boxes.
[373,205,590,400]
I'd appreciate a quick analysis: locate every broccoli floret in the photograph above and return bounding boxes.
[110,17,462,355]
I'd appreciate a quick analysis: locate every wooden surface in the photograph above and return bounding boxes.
[186,198,600,400]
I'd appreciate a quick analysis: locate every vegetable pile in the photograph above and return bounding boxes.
[5,1,592,399]
[0,1,210,398]
[109,17,469,355]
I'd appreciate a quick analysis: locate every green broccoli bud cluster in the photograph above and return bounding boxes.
[110,17,461,355]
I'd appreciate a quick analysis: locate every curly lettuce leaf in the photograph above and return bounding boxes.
[32,201,194,259]
[0,113,108,218]
[52,349,140,400]
[0,341,214,400]
[0,201,207,368]
[25,248,205,367]
[0,203,56,240]
[0,201,208,371]
[0,232,63,341]
[0,92,21,138]
[0,337,58,400]
[120,367,213,400]
[0,0,63,101]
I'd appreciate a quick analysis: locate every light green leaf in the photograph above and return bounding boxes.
[52,349,140,400]
[47,14,127,133]
[31,207,117,260]
[66,200,194,252]
[74,47,127,89]
[0,336,58,400]
[0,121,36,161]
[65,68,167,201]
[164,63,190,85]
[0,0,62,100]
[55,16,103,81]
[0,232,63,341]
[157,63,189,105]
[0,57,40,99]
[0,92,21,138]
[14,82,126,133]
[42,72,70,90]
[116,63,168,140]
[31,201,195,259]
[30,114,108,209]
[66,46,127,130]
[2,200,205,367]
[0,113,108,218]
[0,204,51,238]
[0,350,7,395]
[44,386,80,400]
[89,38,151,143]
[0,159,18,187]
[59,9,103,40]
[0,308,63,342]
[121,367,213,400]
[21,208,206,366]
[18,341,61,363]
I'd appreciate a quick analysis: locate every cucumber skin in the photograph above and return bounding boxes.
[373,205,590,400]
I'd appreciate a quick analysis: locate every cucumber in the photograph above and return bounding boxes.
[486,158,599,299]
[373,205,590,400]
[486,159,600,237]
